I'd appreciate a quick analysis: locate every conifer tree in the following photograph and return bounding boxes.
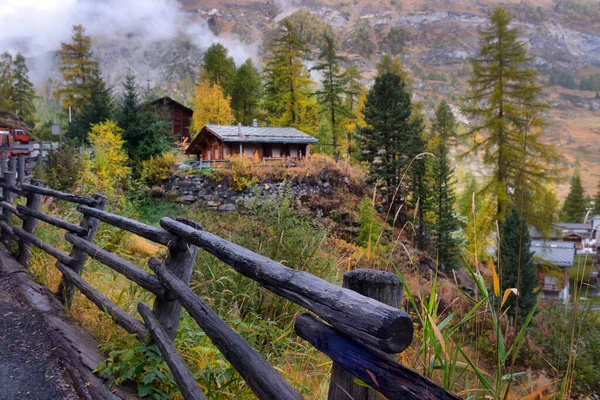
[11,53,36,124]
[357,195,382,248]
[0,52,15,113]
[66,69,113,144]
[56,25,99,114]
[117,74,172,164]
[499,208,538,325]
[202,43,236,97]
[561,171,588,222]
[464,6,561,222]
[376,54,408,81]
[263,20,317,132]
[356,72,423,198]
[231,59,262,126]
[312,34,349,161]
[431,101,460,269]
[343,64,363,158]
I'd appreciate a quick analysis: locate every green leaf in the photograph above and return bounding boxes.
[122,349,135,362]
[138,384,155,397]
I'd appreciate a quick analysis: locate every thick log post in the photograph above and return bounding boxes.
[0,159,6,200]
[17,154,25,186]
[17,180,42,267]
[57,193,107,307]
[152,218,200,341]
[328,269,403,400]
[3,159,17,250]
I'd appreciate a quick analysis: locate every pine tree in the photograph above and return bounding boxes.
[464,6,561,223]
[499,208,538,325]
[356,72,424,201]
[56,25,99,114]
[312,34,349,161]
[263,20,317,132]
[561,171,588,222]
[11,53,36,124]
[231,59,262,126]
[202,43,236,97]
[0,52,14,112]
[66,69,113,144]
[190,79,233,133]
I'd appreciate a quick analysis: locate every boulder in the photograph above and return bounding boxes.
[175,195,196,204]
[205,200,222,207]
[218,203,238,212]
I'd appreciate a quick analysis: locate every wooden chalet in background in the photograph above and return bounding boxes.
[531,240,575,303]
[185,123,318,162]
[149,97,193,142]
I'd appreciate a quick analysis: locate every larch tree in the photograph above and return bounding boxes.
[312,33,349,161]
[376,54,409,81]
[56,25,99,114]
[263,20,317,132]
[561,171,588,223]
[499,208,538,325]
[0,52,14,112]
[202,43,236,97]
[11,53,36,124]
[464,5,561,223]
[342,64,364,159]
[190,79,233,134]
[231,59,263,126]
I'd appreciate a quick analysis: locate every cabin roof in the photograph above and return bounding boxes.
[531,240,576,268]
[148,96,193,114]
[203,124,318,144]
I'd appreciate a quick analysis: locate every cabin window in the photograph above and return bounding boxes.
[271,145,281,158]
[289,145,298,158]
[245,145,254,158]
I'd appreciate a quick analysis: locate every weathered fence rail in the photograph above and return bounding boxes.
[0,154,460,400]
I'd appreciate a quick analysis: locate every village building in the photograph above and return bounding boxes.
[185,123,318,163]
[531,240,575,304]
[529,218,600,254]
[149,97,193,142]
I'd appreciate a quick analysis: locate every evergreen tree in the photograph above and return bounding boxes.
[202,43,236,97]
[376,54,408,81]
[11,53,36,124]
[56,25,100,114]
[464,6,561,222]
[499,208,538,325]
[561,171,588,222]
[263,20,317,132]
[231,59,262,126]
[66,69,113,144]
[117,74,140,133]
[357,195,382,248]
[356,72,423,202]
[431,100,456,144]
[0,52,14,112]
[312,34,349,161]
[432,142,461,270]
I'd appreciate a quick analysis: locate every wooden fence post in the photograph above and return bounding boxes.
[3,158,17,250]
[57,193,107,307]
[17,154,25,186]
[328,269,403,400]
[17,179,42,268]
[152,218,199,341]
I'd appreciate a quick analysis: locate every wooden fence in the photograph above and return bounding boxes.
[0,155,460,400]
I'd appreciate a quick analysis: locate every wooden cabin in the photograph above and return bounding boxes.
[531,240,575,304]
[185,124,318,162]
[149,97,193,142]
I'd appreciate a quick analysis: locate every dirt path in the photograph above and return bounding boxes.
[0,273,78,400]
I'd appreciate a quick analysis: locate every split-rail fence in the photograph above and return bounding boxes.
[0,155,461,400]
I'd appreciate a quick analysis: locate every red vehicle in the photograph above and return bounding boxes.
[0,127,34,159]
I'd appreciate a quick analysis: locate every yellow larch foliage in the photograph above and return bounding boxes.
[80,120,131,205]
[190,79,233,135]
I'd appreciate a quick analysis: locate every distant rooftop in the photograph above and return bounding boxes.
[531,240,576,268]
[202,124,318,144]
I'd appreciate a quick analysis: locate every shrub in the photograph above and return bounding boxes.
[141,152,176,184]
[224,156,258,191]
[43,143,84,192]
